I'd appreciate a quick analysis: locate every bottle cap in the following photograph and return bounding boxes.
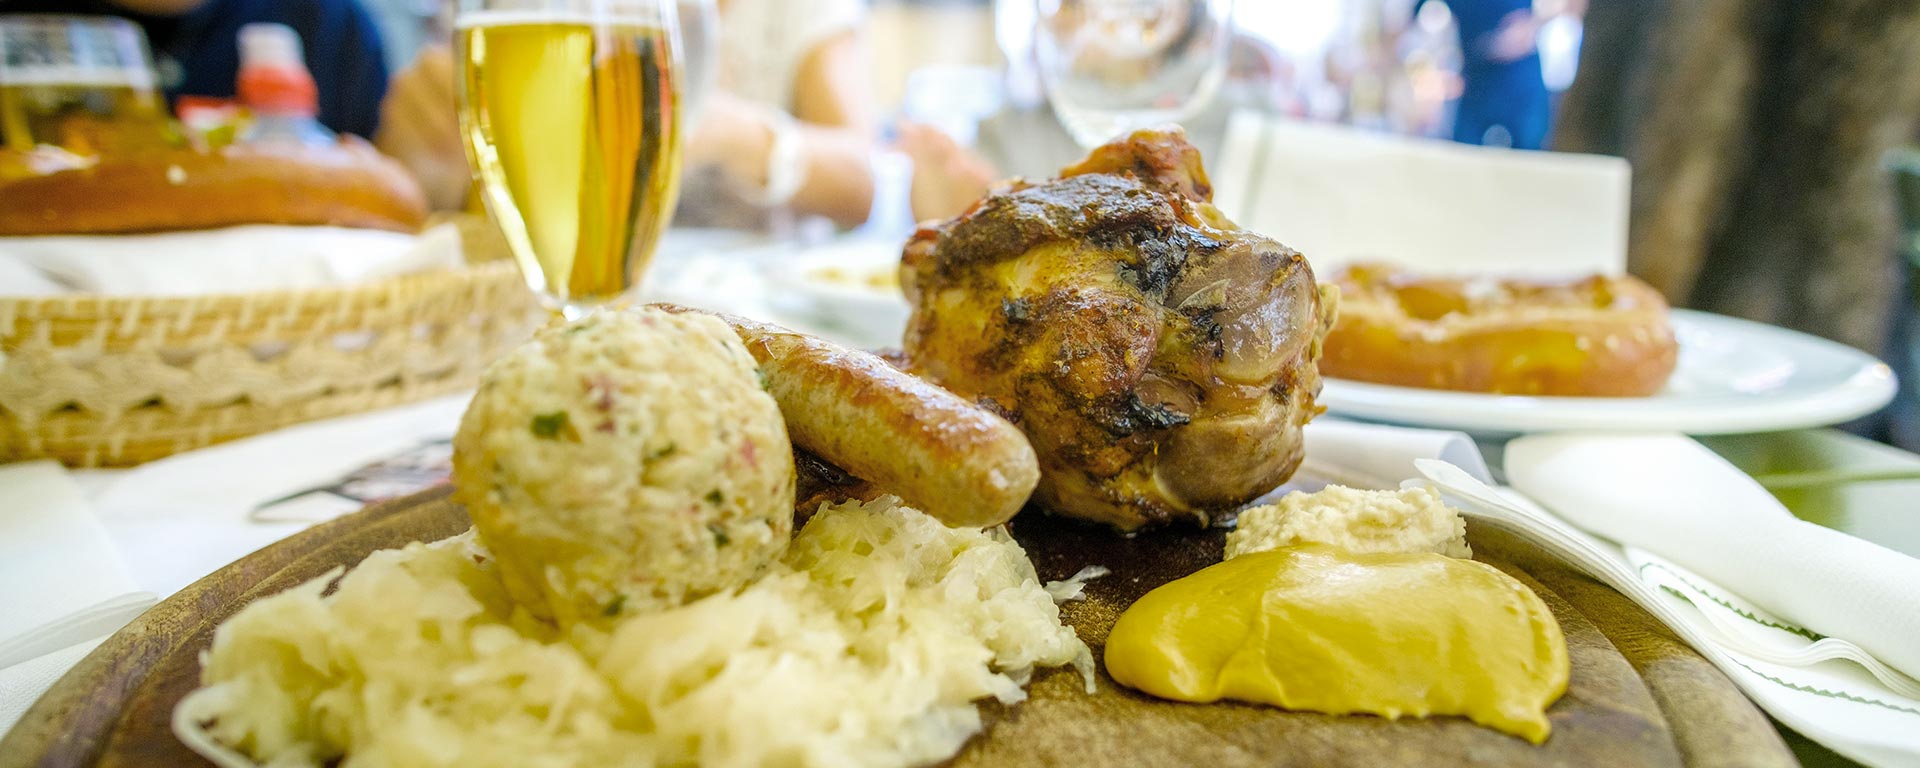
[235,23,317,114]
[238,23,303,69]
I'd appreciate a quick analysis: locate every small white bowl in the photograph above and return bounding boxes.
[773,239,912,349]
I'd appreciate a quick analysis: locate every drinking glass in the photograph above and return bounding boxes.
[1033,0,1234,148]
[0,15,171,153]
[676,0,717,122]
[456,0,684,319]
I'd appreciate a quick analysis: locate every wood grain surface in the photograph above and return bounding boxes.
[0,487,1794,768]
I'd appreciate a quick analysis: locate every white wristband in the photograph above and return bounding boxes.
[745,108,805,207]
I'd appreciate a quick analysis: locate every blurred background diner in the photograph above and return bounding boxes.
[1,0,1916,449]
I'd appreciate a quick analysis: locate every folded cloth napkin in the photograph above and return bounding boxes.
[1420,457,1920,768]
[1505,432,1920,681]
[0,461,154,736]
[1212,111,1629,277]
[0,223,461,297]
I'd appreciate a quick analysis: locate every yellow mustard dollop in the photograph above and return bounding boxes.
[1104,545,1569,743]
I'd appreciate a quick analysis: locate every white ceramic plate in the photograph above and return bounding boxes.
[1319,310,1898,435]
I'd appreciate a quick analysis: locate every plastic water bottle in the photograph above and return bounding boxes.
[235,23,334,146]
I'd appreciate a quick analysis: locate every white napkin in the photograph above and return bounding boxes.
[1505,433,1920,681]
[0,637,104,735]
[0,461,154,735]
[1213,112,1630,277]
[0,257,66,296]
[1300,419,1491,490]
[1421,458,1920,768]
[0,462,153,659]
[92,394,469,597]
[0,223,461,296]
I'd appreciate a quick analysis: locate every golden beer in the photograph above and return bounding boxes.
[0,82,169,154]
[457,18,682,310]
[0,15,171,154]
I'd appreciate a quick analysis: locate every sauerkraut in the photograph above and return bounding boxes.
[175,497,1093,768]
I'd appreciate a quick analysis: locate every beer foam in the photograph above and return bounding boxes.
[455,7,669,29]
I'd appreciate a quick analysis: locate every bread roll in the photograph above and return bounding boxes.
[0,136,428,235]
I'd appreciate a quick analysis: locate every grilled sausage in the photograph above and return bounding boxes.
[657,306,1040,527]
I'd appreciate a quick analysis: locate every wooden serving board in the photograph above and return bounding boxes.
[0,487,1796,768]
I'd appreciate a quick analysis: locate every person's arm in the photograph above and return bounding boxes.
[375,46,469,211]
[786,29,876,227]
[686,30,876,228]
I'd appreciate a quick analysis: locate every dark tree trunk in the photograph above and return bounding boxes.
[1554,0,1920,352]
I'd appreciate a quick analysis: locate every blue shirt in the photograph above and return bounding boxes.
[1414,0,1549,149]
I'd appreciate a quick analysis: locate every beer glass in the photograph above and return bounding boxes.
[457,0,684,319]
[0,14,171,153]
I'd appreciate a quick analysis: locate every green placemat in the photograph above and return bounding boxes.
[1703,430,1920,558]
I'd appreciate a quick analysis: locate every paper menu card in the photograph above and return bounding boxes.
[1213,112,1631,278]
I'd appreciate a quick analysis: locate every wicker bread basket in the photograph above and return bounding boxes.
[0,216,541,467]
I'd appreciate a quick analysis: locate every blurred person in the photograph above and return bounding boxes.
[679,0,875,228]
[1224,33,1298,119]
[2,0,391,138]
[378,0,889,228]
[356,0,443,70]
[374,40,463,208]
[1417,0,1550,149]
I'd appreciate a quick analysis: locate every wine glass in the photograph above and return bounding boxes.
[676,0,718,122]
[1033,0,1235,148]
[456,0,685,320]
